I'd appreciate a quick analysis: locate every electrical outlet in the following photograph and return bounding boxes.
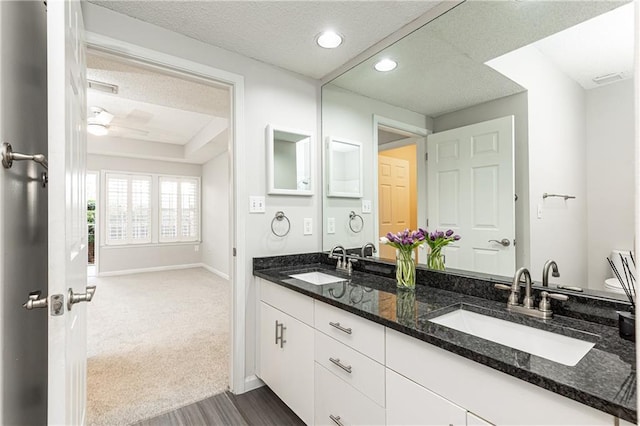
[327,217,336,234]
[362,199,372,213]
[249,196,266,213]
[194,245,199,252]
[303,218,313,235]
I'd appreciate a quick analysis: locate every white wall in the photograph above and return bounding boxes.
[82,2,320,386]
[586,78,635,289]
[202,153,230,278]
[322,84,430,250]
[488,47,588,288]
[88,154,203,274]
[433,92,530,272]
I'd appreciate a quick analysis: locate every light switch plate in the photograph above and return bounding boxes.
[249,196,265,213]
[303,218,313,235]
[327,217,336,234]
[362,199,372,213]
[537,203,543,219]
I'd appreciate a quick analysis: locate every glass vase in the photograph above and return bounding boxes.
[428,248,445,271]
[396,287,416,326]
[396,248,416,289]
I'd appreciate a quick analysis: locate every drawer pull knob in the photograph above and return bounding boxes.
[329,414,344,426]
[329,357,352,374]
[329,321,352,334]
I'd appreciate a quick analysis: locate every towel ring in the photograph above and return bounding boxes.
[271,211,291,237]
[348,211,364,233]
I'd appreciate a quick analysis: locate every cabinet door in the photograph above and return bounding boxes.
[386,369,467,426]
[259,302,314,425]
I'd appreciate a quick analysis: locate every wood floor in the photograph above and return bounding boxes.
[133,386,305,426]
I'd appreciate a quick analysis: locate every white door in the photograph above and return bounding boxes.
[48,0,89,424]
[427,116,515,277]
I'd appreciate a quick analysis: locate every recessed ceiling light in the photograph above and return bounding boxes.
[374,59,397,72]
[316,30,343,49]
[87,123,108,136]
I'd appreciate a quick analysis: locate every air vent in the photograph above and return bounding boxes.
[592,72,624,85]
[87,79,119,94]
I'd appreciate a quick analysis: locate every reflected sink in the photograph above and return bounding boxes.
[289,271,347,285]
[429,309,595,366]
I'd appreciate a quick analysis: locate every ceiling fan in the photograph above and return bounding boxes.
[87,106,149,137]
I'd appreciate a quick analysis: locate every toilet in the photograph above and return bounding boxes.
[604,249,636,294]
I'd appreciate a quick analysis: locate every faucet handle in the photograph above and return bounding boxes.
[539,291,569,313]
[495,284,512,291]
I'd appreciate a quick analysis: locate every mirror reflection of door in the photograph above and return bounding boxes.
[377,127,418,261]
[427,116,516,276]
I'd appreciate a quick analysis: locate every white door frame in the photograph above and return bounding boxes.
[84,32,248,393]
[372,115,429,252]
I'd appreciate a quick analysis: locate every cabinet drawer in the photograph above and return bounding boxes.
[315,331,385,407]
[314,301,385,362]
[259,278,314,326]
[314,363,385,426]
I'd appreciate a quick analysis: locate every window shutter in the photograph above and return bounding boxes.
[105,173,152,245]
[106,175,128,244]
[181,179,198,240]
[160,179,178,242]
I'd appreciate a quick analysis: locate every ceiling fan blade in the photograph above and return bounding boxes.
[96,109,114,125]
[109,124,149,136]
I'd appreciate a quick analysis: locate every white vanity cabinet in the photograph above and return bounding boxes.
[258,280,314,425]
[386,328,614,426]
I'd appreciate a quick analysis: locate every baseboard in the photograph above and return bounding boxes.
[97,263,203,277]
[243,375,264,393]
[200,263,230,280]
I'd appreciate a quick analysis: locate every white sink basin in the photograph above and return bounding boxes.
[429,309,595,366]
[289,271,346,285]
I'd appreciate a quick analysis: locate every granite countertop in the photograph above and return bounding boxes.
[254,260,637,423]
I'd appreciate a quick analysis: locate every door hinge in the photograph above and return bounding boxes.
[233,247,237,257]
[425,153,428,161]
[426,218,429,227]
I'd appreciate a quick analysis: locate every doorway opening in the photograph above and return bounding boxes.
[87,171,98,278]
[84,48,235,425]
[373,117,429,263]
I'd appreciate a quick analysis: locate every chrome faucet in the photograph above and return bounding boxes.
[495,267,568,319]
[361,242,377,258]
[542,260,560,287]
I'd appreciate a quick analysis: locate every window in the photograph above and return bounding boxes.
[105,173,152,245]
[159,176,200,242]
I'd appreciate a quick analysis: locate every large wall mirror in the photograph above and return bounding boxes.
[321,0,635,295]
[267,125,313,196]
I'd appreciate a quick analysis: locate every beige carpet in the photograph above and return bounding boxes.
[86,267,230,426]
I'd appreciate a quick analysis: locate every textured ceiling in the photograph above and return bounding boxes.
[329,0,629,118]
[86,0,441,79]
[87,52,230,163]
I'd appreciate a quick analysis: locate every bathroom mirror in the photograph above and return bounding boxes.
[326,137,363,198]
[322,0,635,294]
[266,125,313,196]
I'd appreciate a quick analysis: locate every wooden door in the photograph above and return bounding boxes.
[427,116,515,276]
[47,0,89,424]
[378,155,411,260]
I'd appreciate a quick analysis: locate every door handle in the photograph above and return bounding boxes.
[67,285,96,310]
[488,238,511,247]
[22,291,48,310]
